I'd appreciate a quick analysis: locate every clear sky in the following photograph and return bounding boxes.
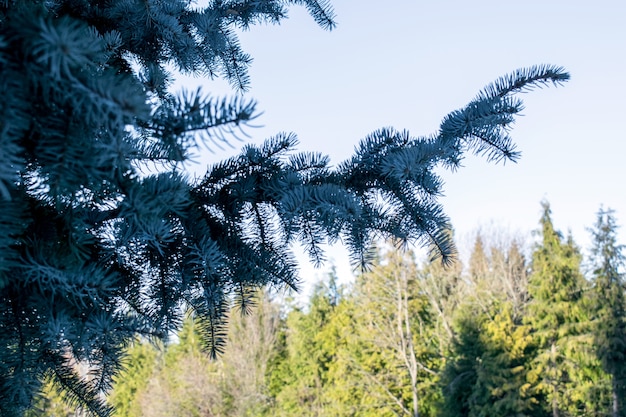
[181,0,626,296]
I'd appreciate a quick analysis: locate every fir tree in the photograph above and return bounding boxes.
[452,234,537,417]
[441,234,536,417]
[266,278,339,416]
[0,0,568,414]
[588,208,626,417]
[440,307,483,417]
[525,202,592,417]
[470,302,537,417]
[107,341,159,417]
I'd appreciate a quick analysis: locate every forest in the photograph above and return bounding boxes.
[26,201,626,417]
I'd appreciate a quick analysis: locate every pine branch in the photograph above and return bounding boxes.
[476,64,570,100]
[146,91,259,154]
[49,364,114,417]
[291,0,337,30]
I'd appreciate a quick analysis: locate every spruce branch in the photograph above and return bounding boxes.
[49,364,114,417]
[147,90,259,153]
[475,64,570,100]
[291,0,337,30]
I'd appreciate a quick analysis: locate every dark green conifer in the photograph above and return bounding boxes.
[525,202,592,417]
[441,234,537,417]
[589,208,626,417]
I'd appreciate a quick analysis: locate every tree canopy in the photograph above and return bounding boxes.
[25,207,626,417]
[0,0,568,415]
[589,208,626,417]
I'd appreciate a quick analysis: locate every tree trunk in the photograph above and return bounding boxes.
[412,388,419,417]
[612,376,619,417]
[552,388,559,417]
[551,342,559,417]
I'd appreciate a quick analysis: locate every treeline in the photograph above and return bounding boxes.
[29,202,626,417]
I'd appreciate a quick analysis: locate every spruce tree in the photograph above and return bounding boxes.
[441,234,536,417]
[470,302,537,417]
[525,202,591,417]
[440,307,483,417]
[266,278,339,416]
[107,341,159,417]
[0,0,569,414]
[589,208,626,417]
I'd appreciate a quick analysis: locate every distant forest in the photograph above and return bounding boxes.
[29,203,626,417]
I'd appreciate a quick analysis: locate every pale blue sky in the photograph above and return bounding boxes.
[182,0,626,293]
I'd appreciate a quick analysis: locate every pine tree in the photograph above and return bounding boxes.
[589,208,626,417]
[0,0,569,414]
[265,277,340,416]
[107,340,159,417]
[470,302,537,417]
[441,233,537,417]
[524,202,592,417]
[440,306,483,417]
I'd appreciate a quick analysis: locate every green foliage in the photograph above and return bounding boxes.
[525,202,599,416]
[136,317,221,417]
[30,212,626,417]
[111,291,280,417]
[24,378,77,417]
[440,307,483,417]
[265,279,340,416]
[440,230,540,417]
[349,248,443,417]
[589,208,626,417]
[266,247,448,417]
[108,341,159,417]
[471,303,537,417]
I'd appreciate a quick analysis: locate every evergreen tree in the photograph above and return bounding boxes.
[441,233,537,417]
[524,202,593,417]
[0,0,569,414]
[107,341,159,417]
[588,208,626,417]
[470,301,537,417]
[303,283,357,416]
[25,378,80,417]
[265,277,340,416]
[268,248,445,417]
[440,306,483,417]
